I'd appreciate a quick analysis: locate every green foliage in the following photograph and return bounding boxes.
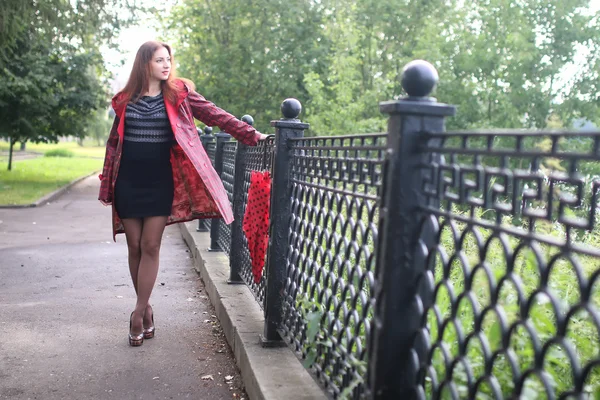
[0,1,144,169]
[297,296,367,400]
[164,0,330,134]
[0,46,108,144]
[165,0,600,134]
[429,211,600,398]
[87,108,113,146]
[44,149,74,158]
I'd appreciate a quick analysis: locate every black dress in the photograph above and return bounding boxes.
[114,93,175,219]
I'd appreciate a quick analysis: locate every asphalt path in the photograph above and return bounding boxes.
[0,176,245,400]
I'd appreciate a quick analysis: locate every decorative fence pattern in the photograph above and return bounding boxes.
[412,130,600,399]
[218,140,237,255]
[235,136,275,306]
[280,134,386,396]
[197,61,600,400]
[198,127,215,232]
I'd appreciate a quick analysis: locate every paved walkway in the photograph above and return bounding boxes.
[0,151,41,162]
[0,176,246,399]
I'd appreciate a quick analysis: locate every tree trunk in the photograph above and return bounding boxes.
[8,136,14,171]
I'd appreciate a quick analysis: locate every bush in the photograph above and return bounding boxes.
[44,149,74,158]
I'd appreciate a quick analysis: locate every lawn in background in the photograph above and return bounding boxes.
[0,140,105,159]
[0,157,102,205]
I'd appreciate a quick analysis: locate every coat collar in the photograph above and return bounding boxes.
[111,79,190,117]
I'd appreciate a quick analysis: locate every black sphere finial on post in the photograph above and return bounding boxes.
[370,60,455,399]
[262,98,309,346]
[204,126,213,135]
[401,59,439,98]
[241,114,254,126]
[281,98,302,120]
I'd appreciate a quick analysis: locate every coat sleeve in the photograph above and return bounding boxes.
[98,116,119,206]
[187,90,261,146]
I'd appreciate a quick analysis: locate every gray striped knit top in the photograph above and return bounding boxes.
[124,93,173,144]
[119,93,174,181]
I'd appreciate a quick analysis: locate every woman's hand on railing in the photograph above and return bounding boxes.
[258,133,269,141]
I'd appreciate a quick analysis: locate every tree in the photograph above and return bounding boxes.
[88,108,113,147]
[165,0,330,133]
[163,0,600,135]
[0,0,144,170]
[438,0,599,129]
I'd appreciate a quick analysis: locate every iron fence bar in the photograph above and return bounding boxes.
[368,61,456,399]
[228,115,254,284]
[420,205,600,258]
[198,126,214,232]
[261,99,309,345]
[419,146,600,161]
[209,131,231,251]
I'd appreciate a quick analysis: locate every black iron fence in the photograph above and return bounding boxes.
[197,60,600,399]
[281,133,386,396]
[197,127,215,233]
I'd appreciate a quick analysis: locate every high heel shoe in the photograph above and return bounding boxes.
[143,306,155,340]
[129,312,144,346]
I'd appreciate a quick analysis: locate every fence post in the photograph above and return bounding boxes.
[209,131,231,251]
[198,126,214,232]
[199,126,214,149]
[261,99,309,345]
[368,60,456,398]
[227,115,255,284]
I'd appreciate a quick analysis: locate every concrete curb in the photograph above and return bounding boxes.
[0,170,100,209]
[180,221,327,400]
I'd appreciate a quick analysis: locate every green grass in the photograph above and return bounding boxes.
[0,140,105,158]
[425,210,600,399]
[291,198,600,399]
[284,165,600,399]
[44,149,74,158]
[0,157,102,205]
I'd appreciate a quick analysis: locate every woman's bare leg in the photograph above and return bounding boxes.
[133,216,168,331]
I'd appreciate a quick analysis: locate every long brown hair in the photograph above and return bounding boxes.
[117,41,194,106]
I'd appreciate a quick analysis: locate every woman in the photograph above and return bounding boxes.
[98,41,267,346]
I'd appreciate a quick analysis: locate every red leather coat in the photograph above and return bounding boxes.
[98,79,261,240]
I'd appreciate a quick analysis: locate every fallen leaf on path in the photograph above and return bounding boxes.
[225,375,233,382]
[153,377,159,380]
[201,375,214,381]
